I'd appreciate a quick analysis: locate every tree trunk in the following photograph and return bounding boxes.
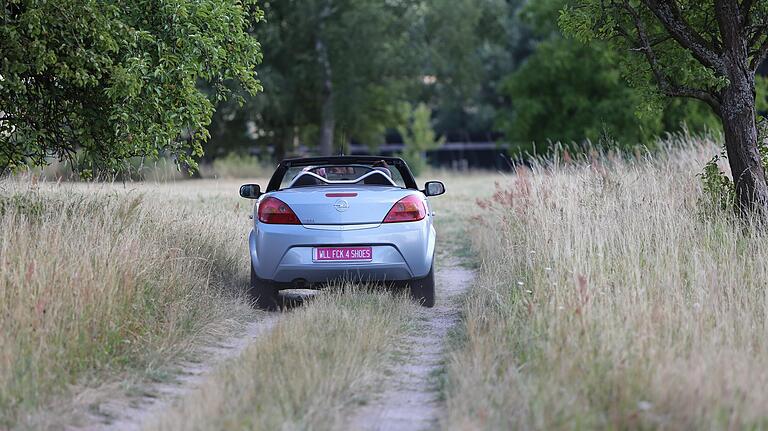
[315,20,334,156]
[719,60,768,216]
[273,128,288,161]
[710,0,768,217]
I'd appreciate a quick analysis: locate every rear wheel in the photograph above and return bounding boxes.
[409,265,435,308]
[250,264,280,310]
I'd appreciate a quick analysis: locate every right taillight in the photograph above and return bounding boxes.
[383,195,426,223]
[258,197,301,224]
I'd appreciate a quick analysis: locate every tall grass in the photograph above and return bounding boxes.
[444,138,768,429]
[0,180,253,427]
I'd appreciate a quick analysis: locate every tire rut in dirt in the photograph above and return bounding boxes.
[346,262,474,431]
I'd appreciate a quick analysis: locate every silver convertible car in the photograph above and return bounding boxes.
[239,156,445,309]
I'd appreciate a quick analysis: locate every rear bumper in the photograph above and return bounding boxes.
[249,220,435,284]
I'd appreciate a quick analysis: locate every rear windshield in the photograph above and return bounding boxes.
[280,164,407,189]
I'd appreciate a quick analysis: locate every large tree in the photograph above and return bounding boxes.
[0,0,263,176]
[205,0,535,159]
[206,0,416,158]
[420,0,534,140]
[561,0,768,214]
[499,0,717,154]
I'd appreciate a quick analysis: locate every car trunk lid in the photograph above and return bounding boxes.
[269,186,411,225]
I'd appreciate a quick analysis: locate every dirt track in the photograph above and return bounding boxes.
[79,264,473,431]
[346,262,474,430]
[87,315,280,431]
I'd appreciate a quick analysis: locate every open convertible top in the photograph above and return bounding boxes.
[280,155,409,167]
[266,156,418,192]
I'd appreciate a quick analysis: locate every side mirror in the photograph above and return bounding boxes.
[239,184,261,199]
[423,181,445,197]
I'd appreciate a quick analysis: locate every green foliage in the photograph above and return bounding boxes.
[498,37,658,153]
[756,75,768,113]
[422,0,534,137]
[557,0,768,115]
[397,103,444,175]
[397,103,445,153]
[0,0,263,176]
[204,0,540,157]
[498,0,719,154]
[698,117,768,213]
[205,0,416,158]
[558,1,726,101]
[699,151,735,213]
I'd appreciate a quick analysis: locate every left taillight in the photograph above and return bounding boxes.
[383,195,427,223]
[258,197,301,224]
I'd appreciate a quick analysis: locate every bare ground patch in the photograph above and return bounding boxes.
[346,261,475,431]
[38,312,276,431]
[99,315,279,431]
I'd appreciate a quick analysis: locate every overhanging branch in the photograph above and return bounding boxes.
[623,1,722,112]
[640,0,725,73]
[662,85,722,108]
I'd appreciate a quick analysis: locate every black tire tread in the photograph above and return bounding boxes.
[250,264,280,310]
[409,264,435,308]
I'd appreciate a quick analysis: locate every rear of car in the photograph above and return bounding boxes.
[250,186,435,285]
[239,156,445,309]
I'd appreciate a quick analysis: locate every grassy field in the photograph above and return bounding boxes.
[8,142,766,430]
[0,179,265,428]
[443,138,768,429]
[0,171,485,429]
[140,172,486,431]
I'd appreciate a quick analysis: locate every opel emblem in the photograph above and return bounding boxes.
[333,199,350,212]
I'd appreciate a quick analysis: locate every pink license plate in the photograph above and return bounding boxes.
[313,246,373,262]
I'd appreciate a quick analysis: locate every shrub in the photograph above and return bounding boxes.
[397,103,444,176]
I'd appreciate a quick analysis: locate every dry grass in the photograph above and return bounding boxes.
[0,179,260,428]
[140,172,483,431]
[146,288,417,431]
[443,136,768,429]
[0,167,490,430]
[0,175,442,430]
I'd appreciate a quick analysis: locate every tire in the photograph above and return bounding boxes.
[250,264,280,311]
[409,264,435,308]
